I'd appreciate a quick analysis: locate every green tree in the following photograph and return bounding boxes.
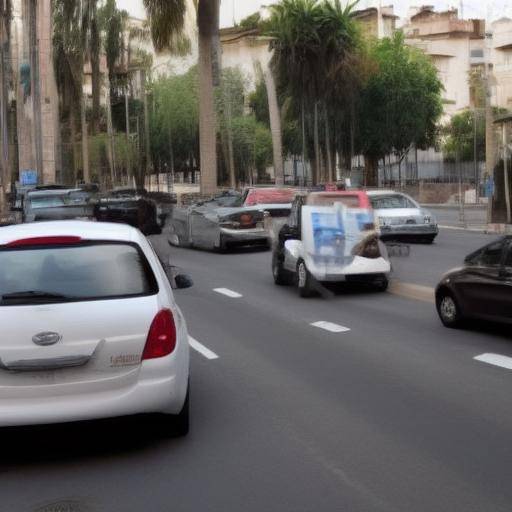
[357,32,443,186]
[443,110,484,163]
[268,0,361,184]
[150,67,200,177]
[231,116,273,184]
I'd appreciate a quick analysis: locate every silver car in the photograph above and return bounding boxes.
[368,190,438,243]
[169,197,268,252]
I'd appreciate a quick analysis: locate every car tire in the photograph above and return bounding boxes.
[169,233,182,247]
[216,236,228,254]
[297,260,316,298]
[374,277,389,292]
[422,235,436,244]
[159,387,190,438]
[272,252,292,285]
[437,291,463,328]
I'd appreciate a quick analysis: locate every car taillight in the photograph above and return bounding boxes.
[142,309,177,360]
[240,213,253,226]
[6,236,83,247]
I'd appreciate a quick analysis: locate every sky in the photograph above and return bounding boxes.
[116,0,511,26]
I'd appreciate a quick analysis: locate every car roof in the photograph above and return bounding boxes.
[0,221,138,246]
[366,190,403,196]
[27,189,81,197]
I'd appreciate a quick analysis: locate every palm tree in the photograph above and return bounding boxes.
[143,0,220,195]
[0,0,12,210]
[268,0,323,184]
[53,0,99,184]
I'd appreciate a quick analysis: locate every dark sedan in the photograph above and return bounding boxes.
[435,236,512,327]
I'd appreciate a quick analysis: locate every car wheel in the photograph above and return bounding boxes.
[169,233,181,247]
[159,387,190,437]
[374,277,389,292]
[422,235,436,244]
[297,260,315,298]
[437,291,462,328]
[272,252,291,285]
[216,235,228,253]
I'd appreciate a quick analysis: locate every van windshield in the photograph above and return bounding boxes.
[0,242,158,305]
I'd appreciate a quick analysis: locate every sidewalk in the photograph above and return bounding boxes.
[423,204,488,232]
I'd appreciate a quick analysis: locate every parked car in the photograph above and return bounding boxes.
[94,195,162,235]
[169,194,267,251]
[23,189,96,223]
[436,236,512,327]
[0,221,192,433]
[272,191,390,297]
[368,190,438,243]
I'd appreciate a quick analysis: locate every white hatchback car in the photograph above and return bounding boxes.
[0,221,191,434]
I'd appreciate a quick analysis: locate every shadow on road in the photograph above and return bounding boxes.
[0,415,182,468]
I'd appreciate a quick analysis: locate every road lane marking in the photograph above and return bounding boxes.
[388,281,435,304]
[189,337,219,360]
[213,288,243,298]
[439,225,487,233]
[311,321,351,333]
[474,353,512,370]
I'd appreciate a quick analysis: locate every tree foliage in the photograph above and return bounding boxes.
[356,32,443,184]
[150,67,200,173]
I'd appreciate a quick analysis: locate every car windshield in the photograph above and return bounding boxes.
[28,196,67,209]
[370,195,417,209]
[0,243,157,305]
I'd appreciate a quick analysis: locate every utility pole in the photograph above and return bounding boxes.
[142,68,152,187]
[29,0,43,183]
[125,82,131,183]
[473,108,478,203]
[484,7,495,223]
[503,122,511,224]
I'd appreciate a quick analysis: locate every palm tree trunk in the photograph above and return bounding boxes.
[81,91,90,183]
[313,101,320,185]
[106,86,116,186]
[324,103,333,183]
[90,1,101,135]
[69,105,78,185]
[198,0,219,196]
[264,69,284,186]
[301,96,307,186]
[0,0,10,211]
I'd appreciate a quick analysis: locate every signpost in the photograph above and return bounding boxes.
[20,170,38,187]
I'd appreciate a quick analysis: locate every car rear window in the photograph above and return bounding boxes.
[0,242,158,305]
[370,195,416,209]
[29,196,67,209]
[307,194,361,207]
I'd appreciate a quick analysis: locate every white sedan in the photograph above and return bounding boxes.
[0,221,191,434]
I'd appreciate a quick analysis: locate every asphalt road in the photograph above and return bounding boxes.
[1,227,511,512]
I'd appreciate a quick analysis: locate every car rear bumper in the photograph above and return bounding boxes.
[307,256,391,282]
[220,227,269,246]
[379,224,439,237]
[0,355,189,427]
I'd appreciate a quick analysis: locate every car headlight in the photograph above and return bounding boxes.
[378,217,388,226]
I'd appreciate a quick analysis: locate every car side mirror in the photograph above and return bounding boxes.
[280,224,299,242]
[164,261,193,290]
[174,274,194,289]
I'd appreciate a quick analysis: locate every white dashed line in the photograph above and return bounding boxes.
[189,336,219,360]
[311,321,351,333]
[213,288,243,298]
[474,353,512,370]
